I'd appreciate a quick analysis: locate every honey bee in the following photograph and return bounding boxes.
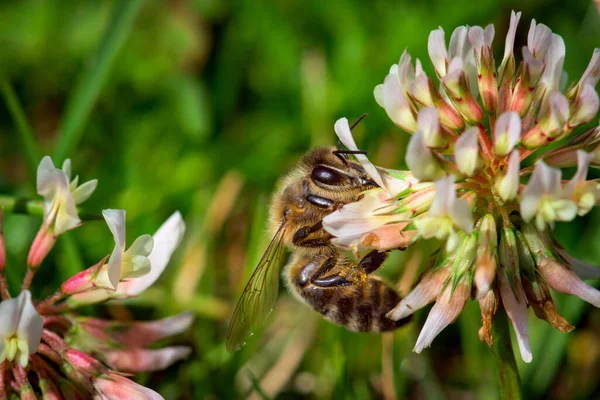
[226,125,410,351]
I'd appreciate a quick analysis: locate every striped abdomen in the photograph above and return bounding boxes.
[285,254,410,332]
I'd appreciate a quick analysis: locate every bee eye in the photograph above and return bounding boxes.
[311,166,345,185]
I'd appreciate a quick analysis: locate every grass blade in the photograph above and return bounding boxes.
[1,80,41,176]
[53,0,145,162]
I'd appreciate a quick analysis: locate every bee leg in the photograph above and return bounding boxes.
[356,250,388,274]
[292,221,332,248]
[337,250,388,284]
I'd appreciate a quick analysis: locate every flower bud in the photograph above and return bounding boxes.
[474,214,497,298]
[27,226,57,269]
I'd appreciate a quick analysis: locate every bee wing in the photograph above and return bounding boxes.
[226,221,287,352]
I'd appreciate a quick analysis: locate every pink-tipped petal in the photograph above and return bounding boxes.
[503,11,522,60]
[498,272,532,363]
[494,111,522,156]
[538,256,600,307]
[94,372,164,400]
[414,281,469,353]
[104,347,192,373]
[428,28,447,76]
[386,268,450,321]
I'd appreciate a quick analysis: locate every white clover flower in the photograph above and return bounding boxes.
[415,176,474,251]
[100,209,154,290]
[324,10,600,363]
[0,291,43,367]
[37,156,97,236]
[65,211,186,304]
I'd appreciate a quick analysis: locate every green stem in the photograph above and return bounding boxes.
[0,196,102,221]
[0,80,42,175]
[491,311,522,400]
[53,0,145,163]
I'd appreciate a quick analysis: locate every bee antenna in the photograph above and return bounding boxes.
[333,114,369,162]
[349,113,368,131]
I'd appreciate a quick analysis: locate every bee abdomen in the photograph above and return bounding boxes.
[294,276,410,332]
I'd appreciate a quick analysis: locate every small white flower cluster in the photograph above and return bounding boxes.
[0,156,188,399]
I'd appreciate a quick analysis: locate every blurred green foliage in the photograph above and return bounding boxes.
[1,0,600,398]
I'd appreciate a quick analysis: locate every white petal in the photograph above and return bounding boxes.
[520,162,557,221]
[103,209,126,249]
[503,11,522,60]
[54,189,81,235]
[127,235,154,258]
[382,74,417,131]
[428,27,447,76]
[538,256,600,307]
[0,295,21,337]
[495,151,520,202]
[571,84,600,125]
[386,268,450,320]
[36,156,58,198]
[405,132,443,181]
[72,179,98,205]
[579,48,600,89]
[448,26,469,60]
[374,84,384,107]
[15,291,43,356]
[103,209,127,290]
[121,212,186,296]
[468,26,484,53]
[62,159,72,181]
[494,111,521,156]
[430,176,455,216]
[484,24,495,46]
[451,198,474,234]
[418,107,441,147]
[333,118,386,190]
[455,127,479,176]
[540,34,565,92]
[565,150,593,196]
[398,50,415,84]
[104,346,192,373]
[498,272,532,363]
[414,282,469,353]
[527,19,552,59]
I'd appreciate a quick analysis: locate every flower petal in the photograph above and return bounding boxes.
[15,291,43,357]
[120,212,186,297]
[428,27,447,76]
[455,127,480,176]
[103,209,126,289]
[104,347,192,373]
[414,281,469,353]
[538,256,600,307]
[72,179,98,205]
[498,272,532,363]
[333,118,386,190]
[494,111,521,156]
[503,11,522,60]
[387,268,450,320]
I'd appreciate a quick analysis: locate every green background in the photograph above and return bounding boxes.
[1,0,600,398]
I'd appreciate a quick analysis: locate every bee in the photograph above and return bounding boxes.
[226,122,410,352]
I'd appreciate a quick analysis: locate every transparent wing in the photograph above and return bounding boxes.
[226,222,287,352]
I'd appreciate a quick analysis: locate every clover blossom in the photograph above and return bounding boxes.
[323,11,600,363]
[0,156,189,399]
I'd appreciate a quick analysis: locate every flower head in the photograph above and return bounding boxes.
[0,291,43,367]
[324,11,600,363]
[0,156,189,398]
